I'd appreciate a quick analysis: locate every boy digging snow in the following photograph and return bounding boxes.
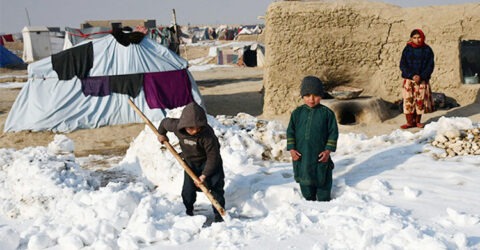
[157,102,225,222]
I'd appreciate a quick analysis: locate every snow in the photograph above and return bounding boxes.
[188,64,233,72]
[0,110,479,249]
[0,82,25,89]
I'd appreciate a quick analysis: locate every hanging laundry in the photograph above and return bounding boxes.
[143,69,193,109]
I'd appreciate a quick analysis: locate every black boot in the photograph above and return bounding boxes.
[214,213,224,223]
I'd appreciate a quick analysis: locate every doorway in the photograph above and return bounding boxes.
[460,40,480,84]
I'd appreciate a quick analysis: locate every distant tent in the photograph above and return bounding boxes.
[216,25,238,41]
[4,33,203,132]
[0,45,25,68]
[190,27,215,43]
[236,25,263,36]
[241,43,265,67]
[22,26,52,63]
[217,47,239,65]
[213,42,265,67]
[149,26,181,55]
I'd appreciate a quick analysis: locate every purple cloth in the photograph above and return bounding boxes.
[143,69,193,109]
[80,76,110,96]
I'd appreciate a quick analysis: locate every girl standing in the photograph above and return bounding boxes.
[399,29,435,129]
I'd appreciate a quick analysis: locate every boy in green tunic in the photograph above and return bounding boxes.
[286,76,339,201]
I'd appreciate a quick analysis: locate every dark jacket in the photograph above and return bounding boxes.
[157,102,223,178]
[399,44,435,81]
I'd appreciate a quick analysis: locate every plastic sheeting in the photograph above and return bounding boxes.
[0,45,24,68]
[4,35,203,132]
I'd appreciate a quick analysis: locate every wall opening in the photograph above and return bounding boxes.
[243,47,257,67]
[460,40,480,84]
[326,97,392,126]
[339,110,356,125]
[336,103,362,125]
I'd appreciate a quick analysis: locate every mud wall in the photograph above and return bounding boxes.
[263,0,480,116]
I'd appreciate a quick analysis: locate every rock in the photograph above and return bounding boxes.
[444,130,461,139]
[432,127,480,158]
[435,134,448,143]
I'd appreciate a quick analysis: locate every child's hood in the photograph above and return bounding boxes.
[177,102,207,130]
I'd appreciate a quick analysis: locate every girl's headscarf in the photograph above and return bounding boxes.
[407,29,426,48]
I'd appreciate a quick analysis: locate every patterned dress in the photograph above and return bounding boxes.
[399,30,435,114]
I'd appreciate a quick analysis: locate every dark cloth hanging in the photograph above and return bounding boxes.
[52,42,93,80]
[109,73,143,98]
[143,69,193,109]
[112,27,146,46]
[2,34,14,42]
[80,76,110,96]
[0,34,14,42]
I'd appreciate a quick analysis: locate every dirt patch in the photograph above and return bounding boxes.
[0,67,264,157]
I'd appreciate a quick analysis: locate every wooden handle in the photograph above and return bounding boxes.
[127,99,226,216]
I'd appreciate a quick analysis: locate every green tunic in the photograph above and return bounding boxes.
[286,104,338,186]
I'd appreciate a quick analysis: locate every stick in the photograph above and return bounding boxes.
[127,99,226,217]
[171,9,181,55]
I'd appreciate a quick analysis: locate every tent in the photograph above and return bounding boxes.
[4,34,203,133]
[22,26,52,63]
[63,27,112,50]
[0,45,25,68]
[212,42,265,67]
[240,43,265,67]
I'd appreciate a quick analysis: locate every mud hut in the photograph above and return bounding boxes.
[263,0,480,118]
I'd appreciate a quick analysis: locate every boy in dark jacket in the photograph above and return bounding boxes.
[157,102,225,222]
[287,76,339,201]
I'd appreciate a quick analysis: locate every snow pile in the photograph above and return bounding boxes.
[0,115,479,249]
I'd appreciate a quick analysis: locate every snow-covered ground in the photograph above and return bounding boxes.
[0,105,479,249]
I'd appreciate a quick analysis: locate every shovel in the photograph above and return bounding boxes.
[127,99,226,217]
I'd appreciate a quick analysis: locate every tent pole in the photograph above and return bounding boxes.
[171,9,181,55]
[24,8,31,26]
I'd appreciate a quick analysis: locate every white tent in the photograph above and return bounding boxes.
[22,26,52,63]
[5,34,203,132]
[210,42,265,67]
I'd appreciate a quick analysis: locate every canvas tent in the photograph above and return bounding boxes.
[4,34,203,133]
[241,43,265,67]
[22,26,52,63]
[63,27,112,50]
[212,42,265,67]
[0,45,25,68]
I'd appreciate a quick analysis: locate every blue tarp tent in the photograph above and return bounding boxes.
[0,45,25,68]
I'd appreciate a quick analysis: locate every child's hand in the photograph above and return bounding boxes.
[318,150,331,162]
[195,175,206,187]
[290,149,302,161]
[158,135,169,144]
[412,75,421,83]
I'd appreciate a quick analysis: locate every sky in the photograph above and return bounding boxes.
[0,91,479,249]
[1,0,479,34]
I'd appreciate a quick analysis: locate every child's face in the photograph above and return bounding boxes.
[186,126,202,135]
[411,34,422,46]
[303,94,321,108]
